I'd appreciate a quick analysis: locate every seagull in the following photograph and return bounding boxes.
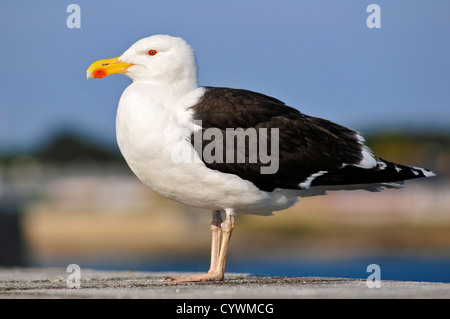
[87,34,435,282]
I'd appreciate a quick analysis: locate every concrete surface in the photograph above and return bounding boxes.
[0,267,449,299]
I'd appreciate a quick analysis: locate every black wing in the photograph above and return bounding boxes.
[190,87,433,192]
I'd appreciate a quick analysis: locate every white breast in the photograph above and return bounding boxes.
[115,82,298,215]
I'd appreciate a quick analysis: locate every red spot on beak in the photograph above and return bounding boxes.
[92,69,107,78]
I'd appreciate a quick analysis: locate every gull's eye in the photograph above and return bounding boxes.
[147,50,157,56]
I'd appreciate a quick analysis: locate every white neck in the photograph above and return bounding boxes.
[126,80,198,116]
[135,77,197,95]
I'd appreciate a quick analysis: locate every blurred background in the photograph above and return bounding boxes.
[1,1,449,282]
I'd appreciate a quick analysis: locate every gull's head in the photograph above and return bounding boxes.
[87,34,198,84]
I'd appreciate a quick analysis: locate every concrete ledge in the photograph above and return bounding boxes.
[1,267,449,299]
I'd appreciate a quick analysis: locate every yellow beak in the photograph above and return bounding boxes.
[86,56,134,79]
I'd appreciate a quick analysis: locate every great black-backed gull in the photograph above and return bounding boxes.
[87,34,435,282]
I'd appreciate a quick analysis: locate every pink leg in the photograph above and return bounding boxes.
[208,211,222,274]
[167,209,235,282]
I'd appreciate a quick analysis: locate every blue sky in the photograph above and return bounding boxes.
[0,1,449,153]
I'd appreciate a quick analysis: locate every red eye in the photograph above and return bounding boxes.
[148,50,157,56]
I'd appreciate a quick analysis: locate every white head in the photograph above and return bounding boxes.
[87,34,198,86]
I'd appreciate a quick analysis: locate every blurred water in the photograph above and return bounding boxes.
[226,256,450,283]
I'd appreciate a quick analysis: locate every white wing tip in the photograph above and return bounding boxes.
[299,170,328,189]
[413,166,436,178]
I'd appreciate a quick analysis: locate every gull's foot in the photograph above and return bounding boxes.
[166,272,224,282]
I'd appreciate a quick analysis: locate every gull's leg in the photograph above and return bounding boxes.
[208,210,223,274]
[166,209,234,283]
[214,209,235,277]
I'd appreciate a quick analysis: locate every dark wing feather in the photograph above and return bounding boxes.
[191,87,366,191]
[191,87,434,191]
